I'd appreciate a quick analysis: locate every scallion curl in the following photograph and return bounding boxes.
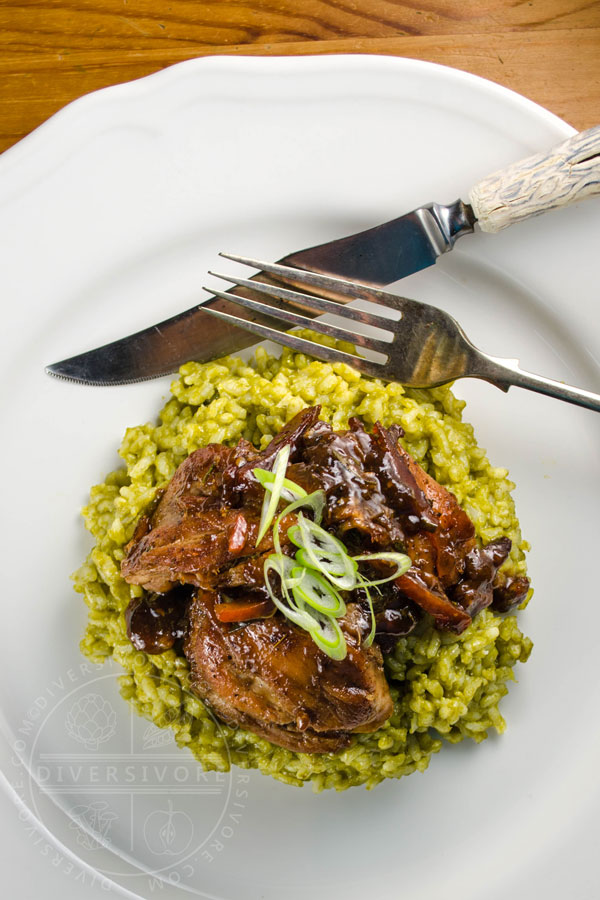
[352,552,412,586]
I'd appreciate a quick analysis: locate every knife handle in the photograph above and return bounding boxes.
[469,125,600,233]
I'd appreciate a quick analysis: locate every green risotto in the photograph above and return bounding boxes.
[74,333,532,791]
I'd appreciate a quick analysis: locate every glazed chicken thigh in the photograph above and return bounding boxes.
[185,592,392,752]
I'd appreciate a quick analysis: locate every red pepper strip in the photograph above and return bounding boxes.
[214,598,275,623]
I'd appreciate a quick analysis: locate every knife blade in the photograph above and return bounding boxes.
[45,199,476,385]
[46,125,600,385]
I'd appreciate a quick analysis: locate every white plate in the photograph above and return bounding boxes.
[0,55,599,900]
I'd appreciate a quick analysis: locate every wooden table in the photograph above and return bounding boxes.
[1,1,599,154]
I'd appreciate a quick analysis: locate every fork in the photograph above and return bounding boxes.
[201,254,600,413]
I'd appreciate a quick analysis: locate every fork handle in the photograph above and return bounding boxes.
[480,356,600,413]
[469,125,600,234]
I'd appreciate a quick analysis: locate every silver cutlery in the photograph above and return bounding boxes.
[202,255,600,413]
[46,126,600,385]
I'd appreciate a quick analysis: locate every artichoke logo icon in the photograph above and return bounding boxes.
[64,693,117,750]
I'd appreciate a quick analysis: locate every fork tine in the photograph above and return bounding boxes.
[219,252,412,312]
[209,270,400,334]
[204,281,393,354]
[199,304,384,378]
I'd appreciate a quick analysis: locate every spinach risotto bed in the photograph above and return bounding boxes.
[74,335,532,791]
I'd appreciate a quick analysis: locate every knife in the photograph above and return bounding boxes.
[47,126,600,385]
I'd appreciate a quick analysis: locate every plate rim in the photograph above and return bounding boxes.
[0,53,576,178]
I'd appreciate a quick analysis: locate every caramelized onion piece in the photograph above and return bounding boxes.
[396,571,472,634]
[492,575,531,613]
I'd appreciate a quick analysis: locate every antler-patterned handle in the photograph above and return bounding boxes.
[469,125,600,233]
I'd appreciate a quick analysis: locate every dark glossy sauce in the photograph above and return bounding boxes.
[375,606,419,653]
[125,585,193,654]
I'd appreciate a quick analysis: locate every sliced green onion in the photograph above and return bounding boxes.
[289,515,358,590]
[290,565,346,617]
[307,613,347,661]
[264,554,315,631]
[255,445,291,546]
[264,555,347,659]
[254,467,307,504]
[352,552,412,586]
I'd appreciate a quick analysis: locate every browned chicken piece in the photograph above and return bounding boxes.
[120,440,248,593]
[217,553,273,590]
[395,440,476,581]
[184,591,393,753]
[122,408,323,593]
[151,443,238,528]
[121,436,294,593]
[390,439,513,631]
[122,507,252,594]
[122,505,299,595]
[222,405,321,506]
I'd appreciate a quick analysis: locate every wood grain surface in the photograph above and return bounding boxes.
[1,1,599,154]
